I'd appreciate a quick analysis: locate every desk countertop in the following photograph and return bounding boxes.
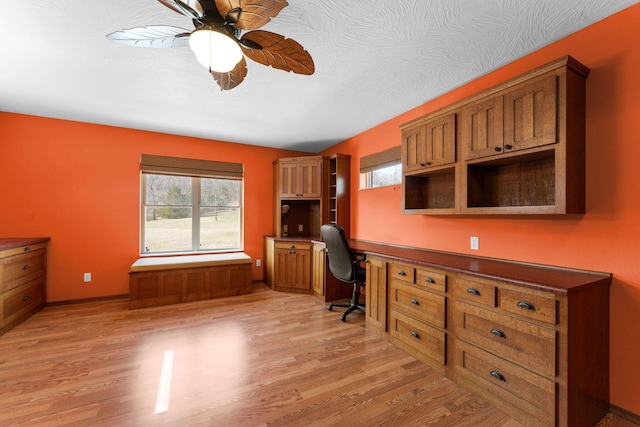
[266,235,611,295]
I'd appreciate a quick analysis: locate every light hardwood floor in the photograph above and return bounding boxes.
[0,283,635,426]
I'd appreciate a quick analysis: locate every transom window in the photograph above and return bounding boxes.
[359,146,402,189]
[140,155,243,255]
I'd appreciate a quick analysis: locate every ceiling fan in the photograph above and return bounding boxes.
[106,0,315,90]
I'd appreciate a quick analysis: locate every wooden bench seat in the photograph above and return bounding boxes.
[128,253,252,309]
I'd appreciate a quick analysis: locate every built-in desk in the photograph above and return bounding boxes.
[345,239,611,427]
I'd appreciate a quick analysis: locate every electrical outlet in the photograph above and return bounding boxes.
[83,272,92,283]
[470,236,479,251]
[298,224,303,232]
[256,259,261,267]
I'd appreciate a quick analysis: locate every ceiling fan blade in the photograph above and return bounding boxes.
[241,30,314,75]
[157,0,204,20]
[106,26,191,48]
[214,0,288,30]
[211,56,248,90]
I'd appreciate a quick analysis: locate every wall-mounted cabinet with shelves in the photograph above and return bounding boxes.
[400,56,589,215]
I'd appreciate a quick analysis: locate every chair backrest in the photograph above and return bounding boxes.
[320,223,356,283]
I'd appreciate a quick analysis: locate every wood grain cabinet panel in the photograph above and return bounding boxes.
[365,255,388,333]
[403,113,456,173]
[461,95,504,160]
[0,239,49,336]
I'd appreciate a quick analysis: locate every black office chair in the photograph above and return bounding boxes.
[320,223,366,322]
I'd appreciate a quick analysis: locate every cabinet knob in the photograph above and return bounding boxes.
[24,246,31,252]
[419,162,431,167]
[290,245,296,249]
[397,270,406,276]
[411,298,420,306]
[410,331,420,339]
[494,146,502,152]
[490,328,506,339]
[490,370,506,382]
[23,265,30,270]
[425,277,436,284]
[23,296,30,301]
[466,288,480,296]
[517,301,536,311]
[504,144,513,150]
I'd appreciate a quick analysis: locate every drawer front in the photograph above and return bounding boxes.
[456,340,555,426]
[455,301,556,376]
[274,242,312,251]
[2,250,46,293]
[456,276,496,307]
[391,311,445,365]
[415,268,447,293]
[499,288,556,325]
[391,282,445,329]
[391,263,416,284]
[0,243,47,259]
[3,279,46,325]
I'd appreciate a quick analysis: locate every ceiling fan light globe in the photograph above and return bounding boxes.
[189,29,242,73]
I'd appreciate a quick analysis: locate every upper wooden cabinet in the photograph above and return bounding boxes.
[463,74,557,160]
[401,56,589,215]
[403,113,457,173]
[277,156,323,199]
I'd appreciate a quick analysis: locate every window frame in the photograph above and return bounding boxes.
[140,155,244,256]
[359,146,402,190]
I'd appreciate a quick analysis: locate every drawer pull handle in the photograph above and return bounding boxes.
[425,277,436,284]
[24,246,31,252]
[491,328,506,339]
[410,331,420,339]
[289,245,296,249]
[467,288,480,296]
[490,370,506,382]
[411,299,420,306]
[517,301,536,311]
[398,270,407,276]
[23,296,30,301]
[23,265,30,270]
[288,251,296,254]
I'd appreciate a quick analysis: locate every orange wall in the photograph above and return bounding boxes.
[0,114,302,301]
[322,4,640,414]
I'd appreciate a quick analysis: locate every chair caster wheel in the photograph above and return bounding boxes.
[340,315,346,322]
[327,305,333,311]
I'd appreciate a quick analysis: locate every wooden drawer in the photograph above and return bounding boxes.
[415,267,447,293]
[456,276,496,307]
[390,262,416,284]
[455,340,555,426]
[390,282,445,329]
[3,278,46,326]
[0,242,47,259]
[499,287,556,325]
[274,242,312,251]
[455,301,556,376]
[390,310,446,366]
[1,250,46,293]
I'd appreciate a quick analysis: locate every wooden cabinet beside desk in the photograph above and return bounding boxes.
[350,240,610,427]
[0,238,49,336]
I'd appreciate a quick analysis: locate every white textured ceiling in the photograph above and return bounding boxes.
[1,1,637,152]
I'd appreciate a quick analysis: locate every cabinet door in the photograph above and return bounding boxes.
[278,162,300,198]
[365,256,388,333]
[311,243,325,295]
[297,158,323,198]
[462,95,504,160]
[504,74,557,152]
[275,248,311,290]
[278,159,322,198]
[403,114,456,173]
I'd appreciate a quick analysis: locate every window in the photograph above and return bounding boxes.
[362,163,402,188]
[359,146,402,189]
[140,155,243,255]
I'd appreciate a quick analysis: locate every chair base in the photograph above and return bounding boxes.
[327,283,365,321]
